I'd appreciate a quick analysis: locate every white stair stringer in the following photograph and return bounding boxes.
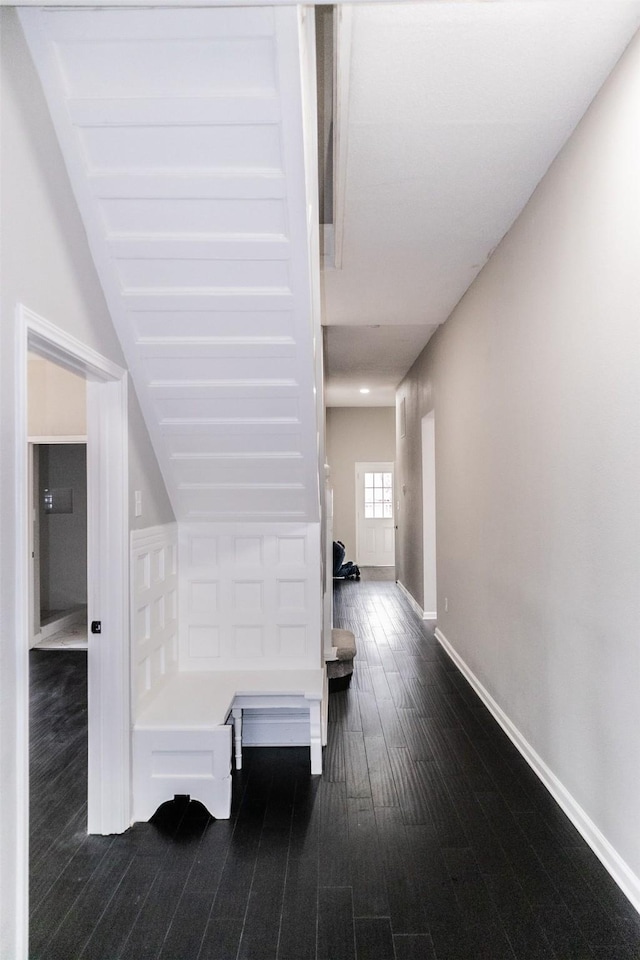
[19,6,323,523]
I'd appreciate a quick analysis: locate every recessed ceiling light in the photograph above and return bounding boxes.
[359,388,370,394]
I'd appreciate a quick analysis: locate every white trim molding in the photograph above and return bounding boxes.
[396,579,436,621]
[434,627,640,915]
[28,435,87,444]
[12,308,31,960]
[26,308,125,383]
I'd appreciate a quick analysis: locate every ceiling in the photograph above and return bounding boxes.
[322,1,640,407]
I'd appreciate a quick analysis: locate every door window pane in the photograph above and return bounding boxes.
[363,471,393,521]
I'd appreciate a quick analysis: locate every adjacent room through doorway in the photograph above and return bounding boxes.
[27,355,88,649]
[31,443,88,650]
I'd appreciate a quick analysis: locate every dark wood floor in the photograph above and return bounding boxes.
[30,572,640,959]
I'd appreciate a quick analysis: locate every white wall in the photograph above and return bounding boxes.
[397,28,640,905]
[326,407,395,560]
[0,11,173,954]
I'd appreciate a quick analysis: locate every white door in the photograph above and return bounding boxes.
[355,462,395,566]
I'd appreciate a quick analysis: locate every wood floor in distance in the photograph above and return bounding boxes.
[30,570,640,959]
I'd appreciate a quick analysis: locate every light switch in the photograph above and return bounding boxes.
[134,490,142,517]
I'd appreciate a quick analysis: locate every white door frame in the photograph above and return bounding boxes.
[15,305,130,931]
[421,412,437,619]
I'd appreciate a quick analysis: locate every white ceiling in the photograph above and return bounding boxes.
[325,323,439,406]
[322,1,640,407]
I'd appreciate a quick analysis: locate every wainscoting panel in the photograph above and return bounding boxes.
[179,522,322,671]
[131,523,179,713]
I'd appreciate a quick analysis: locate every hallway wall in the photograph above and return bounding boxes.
[326,406,396,560]
[397,27,640,901]
[0,10,174,954]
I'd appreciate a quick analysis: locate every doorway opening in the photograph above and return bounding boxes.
[15,305,131,954]
[421,411,437,619]
[355,461,395,567]
[31,442,88,648]
[28,354,89,650]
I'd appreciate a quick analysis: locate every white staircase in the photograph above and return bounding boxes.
[21,8,327,809]
[20,5,322,523]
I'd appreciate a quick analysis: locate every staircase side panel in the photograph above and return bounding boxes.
[19,6,322,523]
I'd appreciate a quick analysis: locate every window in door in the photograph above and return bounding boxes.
[364,471,393,519]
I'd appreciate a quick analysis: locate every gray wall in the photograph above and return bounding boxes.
[39,444,87,614]
[0,10,173,950]
[326,406,396,559]
[397,29,640,888]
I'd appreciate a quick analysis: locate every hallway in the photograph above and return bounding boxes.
[30,575,640,960]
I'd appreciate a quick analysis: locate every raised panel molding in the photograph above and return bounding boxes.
[179,521,322,671]
[189,581,219,620]
[277,579,306,609]
[277,625,307,656]
[188,625,220,659]
[233,581,264,611]
[131,523,179,712]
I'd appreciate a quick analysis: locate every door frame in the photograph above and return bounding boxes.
[355,461,396,567]
[15,305,130,927]
[421,411,437,619]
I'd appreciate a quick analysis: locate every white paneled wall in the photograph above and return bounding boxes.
[180,522,322,672]
[131,524,179,713]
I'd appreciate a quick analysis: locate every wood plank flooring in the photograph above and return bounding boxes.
[30,571,640,959]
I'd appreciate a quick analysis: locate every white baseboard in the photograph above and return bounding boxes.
[434,627,640,916]
[395,581,437,621]
[39,607,85,640]
[396,580,424,618]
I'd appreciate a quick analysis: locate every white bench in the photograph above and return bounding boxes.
[133,669,324,822]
